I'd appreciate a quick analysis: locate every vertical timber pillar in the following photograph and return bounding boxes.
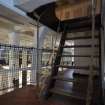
[101,0,105,104]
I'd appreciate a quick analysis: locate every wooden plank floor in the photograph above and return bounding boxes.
[0,85,84,105]
[0,70,101,105]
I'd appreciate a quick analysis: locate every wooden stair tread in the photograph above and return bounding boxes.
[49,88,86,100]
[63,45,99,48]
[52,76,87,82]
[56,65,99,70]
[66,36,99,40]
[53,76,75,82]
[60,55,99,57]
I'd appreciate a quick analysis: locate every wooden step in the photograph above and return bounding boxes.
[66,36,99,40]
[52,76,87,83]
[56,65,99,71]
[62,45,99,48]
[53,76,75,82]
[49,88,86,100]
[60,55,99,58]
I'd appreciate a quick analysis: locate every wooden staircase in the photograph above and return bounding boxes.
[42,14,103,105]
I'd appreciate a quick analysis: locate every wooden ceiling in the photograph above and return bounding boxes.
[56,0,101,21]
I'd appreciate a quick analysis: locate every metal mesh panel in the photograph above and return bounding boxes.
[0,44,34,95]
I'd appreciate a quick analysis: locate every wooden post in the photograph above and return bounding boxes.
[86,0,96,105]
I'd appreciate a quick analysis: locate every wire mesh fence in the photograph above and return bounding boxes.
[0,43,74,95]
[0,44,33,92]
